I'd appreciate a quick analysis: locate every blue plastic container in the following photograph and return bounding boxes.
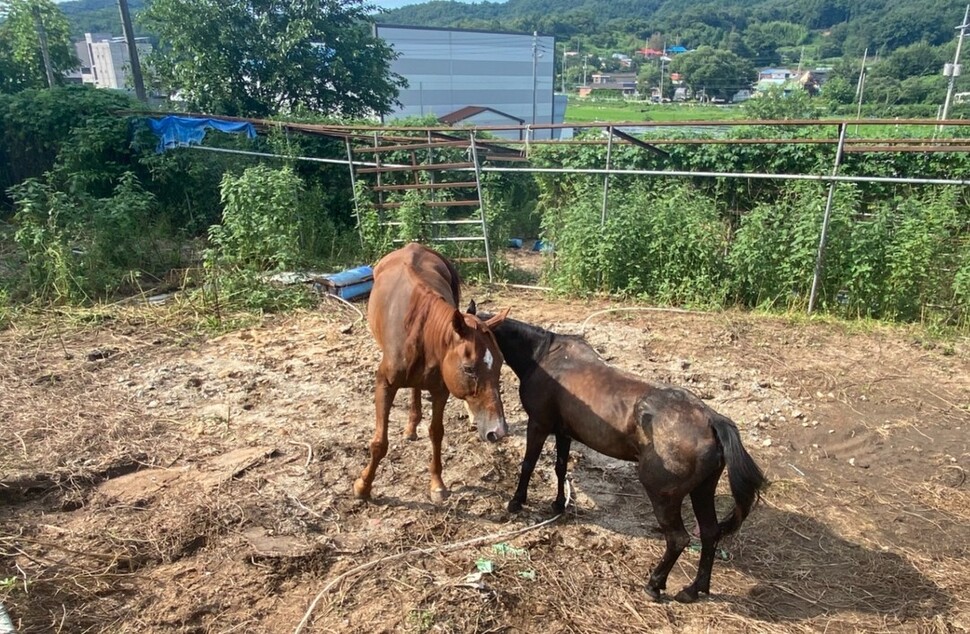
[323,265,374,300]
[508,238,523,249]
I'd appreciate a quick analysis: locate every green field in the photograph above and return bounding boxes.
[564,98,744,123]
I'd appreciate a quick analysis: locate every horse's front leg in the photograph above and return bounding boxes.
[428,388,450,503]
[354,367,397,500]
[508,419,548,512]
[404,388,421,441]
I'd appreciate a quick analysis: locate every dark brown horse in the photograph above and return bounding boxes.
[354,244,510,503]
[469,302,767,603]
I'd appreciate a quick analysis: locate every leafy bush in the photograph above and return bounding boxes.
[206,165,304,272]
[544,181,729,306]
[9,171,169,302]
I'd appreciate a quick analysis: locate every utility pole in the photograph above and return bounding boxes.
[942,4,970,124]
[31,5,56,88]
[118,0,147,102]
[659,44,667,102]
[854,47,868,124]
[531,30,538,129]
[561,47,566,94]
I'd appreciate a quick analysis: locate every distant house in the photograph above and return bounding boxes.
[578,72,638,97]
[639,48,665,58]
[732,89,754,103]
[755,68,798,95]
[611,53,633,68]
[759,68,795,82]
[438,106,525,140]
[667,45,689,54]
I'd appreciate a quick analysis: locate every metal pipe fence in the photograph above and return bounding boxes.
[182,117,970,315]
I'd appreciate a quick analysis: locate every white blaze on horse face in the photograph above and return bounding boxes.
[483,348,494,371]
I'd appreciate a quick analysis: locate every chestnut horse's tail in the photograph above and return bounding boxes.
[710,414,768,536]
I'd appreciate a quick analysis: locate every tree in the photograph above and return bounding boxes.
[142,0,406,118]
[0,0,77,93]
[637,63,660,96]
[820,76,855,105]
[670,46,756,101]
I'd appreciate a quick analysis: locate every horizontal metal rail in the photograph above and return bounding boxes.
[382,219,484,226]
[392,236,487,243]
[480,165,970,186]
[377,200,481,208]
[187,144,970,187]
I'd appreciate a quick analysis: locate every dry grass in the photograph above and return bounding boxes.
[1,292,969,633]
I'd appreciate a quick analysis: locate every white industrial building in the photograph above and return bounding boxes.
[374,24,565,140]
[75,33,152,91]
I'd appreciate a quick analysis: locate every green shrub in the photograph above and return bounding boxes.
[206,165,304,271]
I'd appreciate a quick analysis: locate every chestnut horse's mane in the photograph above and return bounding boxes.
[401,262,463,366]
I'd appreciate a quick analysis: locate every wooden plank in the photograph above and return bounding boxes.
[356,162,475,174]
[354,140,469,153]
[373,181,479,192]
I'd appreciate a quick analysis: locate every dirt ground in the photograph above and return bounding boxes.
[2,263,970,633]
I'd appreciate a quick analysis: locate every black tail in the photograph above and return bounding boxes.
[710,414,768,536]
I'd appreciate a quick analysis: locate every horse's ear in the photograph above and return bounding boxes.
[466,299,477,315]
[451,309,467,336]
[483,307,510,329]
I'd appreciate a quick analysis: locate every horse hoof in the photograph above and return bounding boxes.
[507,499,524,513]
[430,488,450,504]
[551,499,566,513]
[352,479,371,500]
[405,432,418,441]
[674,588,698,604]
[645,586,663,602]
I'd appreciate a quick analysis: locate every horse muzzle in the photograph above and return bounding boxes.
[465,402,508,443]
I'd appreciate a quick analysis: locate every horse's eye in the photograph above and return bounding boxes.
[462,364,476,376]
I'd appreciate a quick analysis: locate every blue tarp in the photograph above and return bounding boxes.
[146,116,257,153]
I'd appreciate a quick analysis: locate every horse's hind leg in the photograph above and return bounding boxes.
[354,367,397,500]
[427,388,450,503]
[674,470,722,603]
[643,488,691,601]
[405,388,421,441]
[552,431,572,513]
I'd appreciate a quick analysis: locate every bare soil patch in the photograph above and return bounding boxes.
[2,285,969,633]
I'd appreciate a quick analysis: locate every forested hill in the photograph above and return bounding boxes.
[380,0,967,59]
[57,0,147,38]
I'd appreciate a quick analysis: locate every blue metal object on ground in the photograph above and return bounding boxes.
[322,265,374,300]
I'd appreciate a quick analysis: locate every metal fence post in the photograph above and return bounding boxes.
[345,138,364,248]
[600,126,614,227]
[469,133,494,283]
[808,123,849,314]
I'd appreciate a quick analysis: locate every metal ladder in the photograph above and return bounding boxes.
[350,132,495,282]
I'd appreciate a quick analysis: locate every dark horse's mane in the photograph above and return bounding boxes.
[480,315,578,378]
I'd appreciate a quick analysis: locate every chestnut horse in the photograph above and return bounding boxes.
[469,303,767,603]
[354,244,510,503]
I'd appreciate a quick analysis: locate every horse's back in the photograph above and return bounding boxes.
[368,244,460,356]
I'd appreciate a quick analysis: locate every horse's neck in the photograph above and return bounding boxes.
[413,290,458,364]
[495,320,551,379]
